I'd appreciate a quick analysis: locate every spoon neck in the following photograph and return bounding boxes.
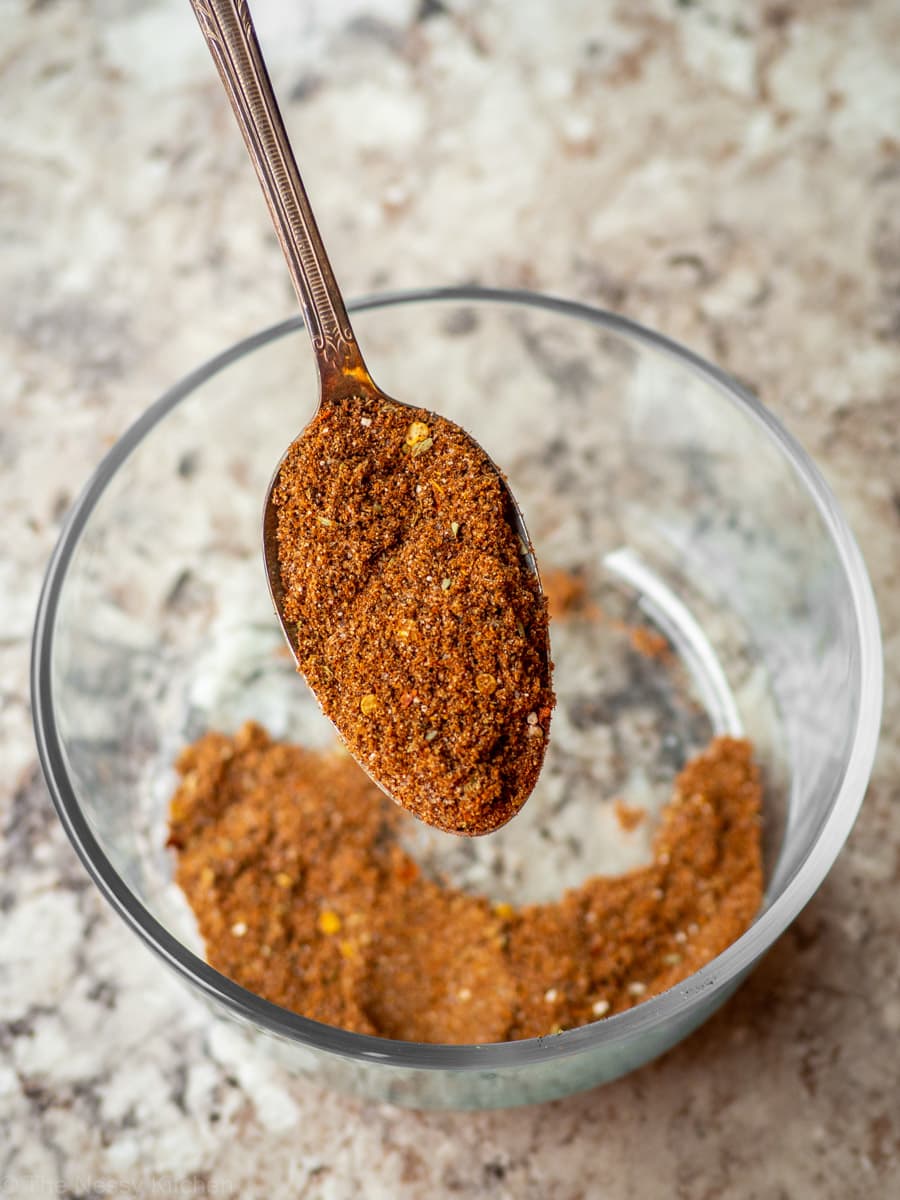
[318,351,380,404]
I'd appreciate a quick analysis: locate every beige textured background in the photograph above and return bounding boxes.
[2,0,898,1195]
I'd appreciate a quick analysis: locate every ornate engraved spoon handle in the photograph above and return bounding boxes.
[188,0,369,390]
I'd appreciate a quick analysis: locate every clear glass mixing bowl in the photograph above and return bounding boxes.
[32,288,882,1109]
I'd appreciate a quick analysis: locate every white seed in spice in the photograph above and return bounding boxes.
[592,999,610,1017]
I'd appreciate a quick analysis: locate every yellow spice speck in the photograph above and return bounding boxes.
[318,910,342,935]
[405,421,430,447]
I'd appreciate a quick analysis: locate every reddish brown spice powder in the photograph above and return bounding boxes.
[542,566,591,620]
[168,723,763,1044]
[614,797,647,832]
[627,625,671,662]
[272,393,555,836]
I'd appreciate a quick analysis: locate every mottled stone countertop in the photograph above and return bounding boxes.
[3,0,900,1195]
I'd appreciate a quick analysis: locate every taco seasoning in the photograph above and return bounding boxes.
[167,724,763,1044]
[272,393,555,835]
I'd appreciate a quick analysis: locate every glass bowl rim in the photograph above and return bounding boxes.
[31,285,883,1072]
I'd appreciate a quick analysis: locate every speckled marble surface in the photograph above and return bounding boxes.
[3,0,900,1194]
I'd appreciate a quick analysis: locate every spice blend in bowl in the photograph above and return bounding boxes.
[36,288,881,1105]
[272,392,555,835]
[167,723,763,1043]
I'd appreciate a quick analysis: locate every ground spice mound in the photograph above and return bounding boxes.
[271,393,554,836]
[168,723,763,1044]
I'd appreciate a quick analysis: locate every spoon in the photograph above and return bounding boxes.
[188,0,553,833]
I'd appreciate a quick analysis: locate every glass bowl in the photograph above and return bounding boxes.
[32,287,882,1109]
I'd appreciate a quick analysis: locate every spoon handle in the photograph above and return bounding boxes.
[188,0,369,390]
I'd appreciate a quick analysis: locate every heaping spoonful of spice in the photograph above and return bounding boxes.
[188,0,554,835]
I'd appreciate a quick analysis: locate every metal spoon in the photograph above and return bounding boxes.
[188,0,550,827]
